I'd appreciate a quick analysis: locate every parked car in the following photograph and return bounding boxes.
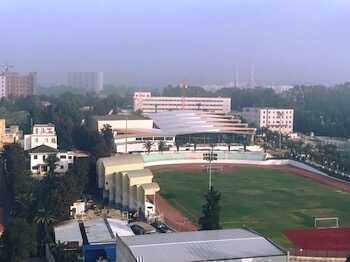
[129,222,157,235]
[151,222,172,233]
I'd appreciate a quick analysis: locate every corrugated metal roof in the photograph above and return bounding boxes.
[146,111,255,136]
[120,229,286,262]
[54,220,83,246]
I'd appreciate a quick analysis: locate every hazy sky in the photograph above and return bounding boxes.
[1,0,350,86]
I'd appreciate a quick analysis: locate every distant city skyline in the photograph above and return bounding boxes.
[1,0,350,87]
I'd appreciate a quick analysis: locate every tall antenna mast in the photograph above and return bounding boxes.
[234,65,239,88]
[250,64,255,88]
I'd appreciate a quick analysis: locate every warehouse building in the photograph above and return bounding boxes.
[96,155,160,218]
[54,218,134,262]
[116,228,288,262]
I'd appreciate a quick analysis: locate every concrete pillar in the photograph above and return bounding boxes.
[114,173,123,208]
[129,185,138,211]
[122,174,129,210]
[137,187,145,216]
[108,174,115,203]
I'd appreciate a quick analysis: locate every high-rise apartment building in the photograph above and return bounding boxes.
[133,92,231,113]
[67,72,103,92]
[0,72,36,98]
[0,75,6,98]
[242,107,294,134]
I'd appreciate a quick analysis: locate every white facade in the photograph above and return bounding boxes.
[24,124,57,150]
[134,92,231,113]
[242,107,294,134]
[0,75,6,98]
[29,150,75,175]
[94,117,153,133]
[115,136,175,153]
[68,72,103,92]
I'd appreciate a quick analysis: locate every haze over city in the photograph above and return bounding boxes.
[1,0,350,86]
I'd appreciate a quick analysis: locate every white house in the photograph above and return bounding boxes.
[28,145,87,176]
[24,123,58,150]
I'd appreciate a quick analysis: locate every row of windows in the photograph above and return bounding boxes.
[34,137,56,143]
[33,154,73,160]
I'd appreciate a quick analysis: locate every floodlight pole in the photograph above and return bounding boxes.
[209,154,212,190]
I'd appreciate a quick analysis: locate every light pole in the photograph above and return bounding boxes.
[203,148,218,190]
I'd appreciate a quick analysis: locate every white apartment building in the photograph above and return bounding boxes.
[28,145,76,175]
[133,92,231,113]
[68,72,103,93]
[24,123,57,150]
[0,75,6,98]
[242,107,294,134]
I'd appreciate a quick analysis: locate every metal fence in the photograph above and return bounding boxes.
[289,248,350,258]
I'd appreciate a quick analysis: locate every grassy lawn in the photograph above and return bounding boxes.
[153,166,350,247]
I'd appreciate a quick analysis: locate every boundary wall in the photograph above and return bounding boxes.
[143,152,350,185]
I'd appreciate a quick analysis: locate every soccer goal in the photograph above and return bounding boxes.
[206,165,224,174]
[314,217,339,228]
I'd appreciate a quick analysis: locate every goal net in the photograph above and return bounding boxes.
[314,217,339,228]
[206,165,224,174]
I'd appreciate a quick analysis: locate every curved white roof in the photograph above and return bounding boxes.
[146,110,255,136]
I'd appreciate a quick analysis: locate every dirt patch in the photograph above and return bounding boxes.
[155,193,197,232]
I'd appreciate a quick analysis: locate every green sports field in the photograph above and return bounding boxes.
[153,165,350,247]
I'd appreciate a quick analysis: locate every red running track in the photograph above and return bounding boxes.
[285,228,350,251]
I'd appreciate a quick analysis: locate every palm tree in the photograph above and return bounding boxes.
[158,140,167,152]
[241,135,248,152]
[45,154,59,176]
[34,208,57,253]
[143,140,153,154]
[175,140,181,152]
[226,142,232,152]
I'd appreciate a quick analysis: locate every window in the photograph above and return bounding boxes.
[52,138,56,143]
[60,165,64,169]
[60,155,67,159]
[68,156,73,160]
[34,138,39,143]
[34,155,38,160]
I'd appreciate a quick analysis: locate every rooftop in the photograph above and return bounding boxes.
[97,154,144,168]
[54,218,134,246]
[119,229,286,262]
[146,110,255,136]
[84,218,134,244]
[94,114,150,121]
[28,144,58,154]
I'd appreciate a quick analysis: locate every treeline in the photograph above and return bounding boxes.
[1,83,350,143]
[0,144,89,260]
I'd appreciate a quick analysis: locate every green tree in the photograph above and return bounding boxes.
[198,187,222,230]
[158,140,167,152]
[144,140,153,154]
[0,218,37,262]
[45,154,59,177]
[101,124,115,155]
